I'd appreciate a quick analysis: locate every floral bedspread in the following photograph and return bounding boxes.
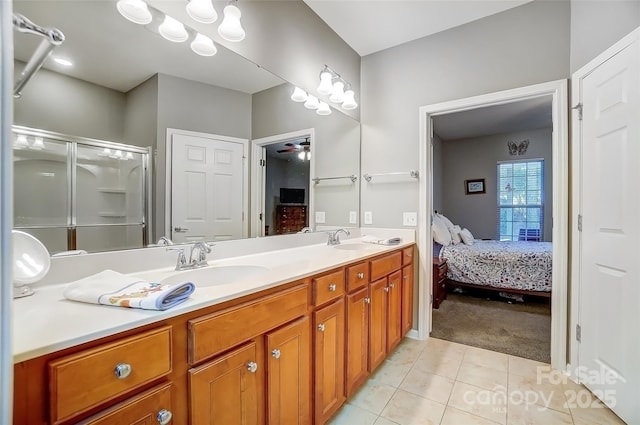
[441,240,552,292]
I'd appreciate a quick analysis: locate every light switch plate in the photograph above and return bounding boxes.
[349,211,357,224]
[364,211,373,225]
[315,211,326,224]
[403,212,417,226]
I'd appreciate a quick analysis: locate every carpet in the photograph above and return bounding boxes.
[431,289,551,363]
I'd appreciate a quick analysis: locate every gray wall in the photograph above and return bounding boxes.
[570,0,640,72]
[440,127,553,242]
[360,0,570,229]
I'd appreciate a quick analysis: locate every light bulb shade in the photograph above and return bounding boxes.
[341,90,358,110]
[304,95,319,110]
[116,0,153,25]
[291,87,308,102]
[31,137,45,150]
[159,15,189,42]
[329,81,345,103]
[191,33,218,56]
[14,134,29,149]
[317,71,333,95]
[316,101,332,115]
[298,151,305,160]
[306,151,311,160]
[218,4,245,42]
[114,150,124,159]
[186,0,218,23]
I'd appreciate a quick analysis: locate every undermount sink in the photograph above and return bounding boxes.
[332,243,377,251]
[160,265,269,287]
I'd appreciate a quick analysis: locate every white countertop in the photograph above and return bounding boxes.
[13,237,414,363]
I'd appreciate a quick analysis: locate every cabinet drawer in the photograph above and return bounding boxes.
[77,383,174,425]
[188,284,309,365]
[313,269,345,306]
[370,252,402,281]
[437,263,447,280]
[346,262,368,292]
[49,326,172,424]
[403,246,414,265]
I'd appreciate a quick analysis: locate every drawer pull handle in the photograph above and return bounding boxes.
[328,284,337,292]
[389,283,395,289]
[364,297,371,304]
[114,363,132,379]
[271,349,281,359]
[247,362,258,373]
[383,287,390,293]
[157,409,173,425]
[357,272,364,279]
[318,323,326,331]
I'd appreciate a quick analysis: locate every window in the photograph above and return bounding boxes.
[497,160,543,241]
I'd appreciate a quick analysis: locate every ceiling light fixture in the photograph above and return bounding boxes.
[191,33,217,56]
[116,0,153,25]
[218,1,245,42]
[291,87,308,102]
[186,0,218,24]
[159,15,189,42]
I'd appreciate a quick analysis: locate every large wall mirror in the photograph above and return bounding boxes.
[12,0,361,254]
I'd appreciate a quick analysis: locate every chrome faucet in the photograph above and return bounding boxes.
[156,236,174,246]
[327,229,350,245]
[167,241,214,271]
[298,227,313,233]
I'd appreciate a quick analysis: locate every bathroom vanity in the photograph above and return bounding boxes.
[12,237,416,425]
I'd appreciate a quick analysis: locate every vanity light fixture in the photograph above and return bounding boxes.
[316,101,332,115]
[341,88,358,110]
[291,86,308,102]
[14,134,29,149]
[317,71,333,95]
[218,0,245,42]
[316,65,358,110]
[186,0,218,24]
[191,33,217,56]
[31,137,45,150]
[159,15,189,42]
[304,95,320,110]
[116,0,153,25]
[329,81,345,104]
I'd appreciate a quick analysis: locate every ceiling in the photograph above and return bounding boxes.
[303,0,534,56]
[433,95,553,141]
[13,0,283,94]
[266,138,310,161]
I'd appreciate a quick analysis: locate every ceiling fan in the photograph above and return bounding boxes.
[276,137,310,154]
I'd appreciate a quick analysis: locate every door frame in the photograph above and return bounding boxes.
[570,26,640,378]
[418,80,569,371]
[250,128,315,237]
[164,128,249,241]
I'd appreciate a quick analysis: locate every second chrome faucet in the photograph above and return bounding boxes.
[167,241,214,271]
[327,229,350,245]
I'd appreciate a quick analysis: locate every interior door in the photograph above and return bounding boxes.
[171,133,245,243]
[577,31,640,425]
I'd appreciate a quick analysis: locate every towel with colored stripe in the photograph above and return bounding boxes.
[361,235,402,245]
[63,269,195,310]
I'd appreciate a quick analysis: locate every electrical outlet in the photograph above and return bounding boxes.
[349,211,357,224]
[403,212,417,226]
[364,211,373,225]
[315,211,326,224]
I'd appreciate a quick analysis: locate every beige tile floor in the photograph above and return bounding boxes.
[329,338,627,425]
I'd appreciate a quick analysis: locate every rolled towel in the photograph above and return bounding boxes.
[362,235,402,246]
[63,270,195,311]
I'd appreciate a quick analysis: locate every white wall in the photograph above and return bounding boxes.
[360,0,570,229]
[440,127,553,241]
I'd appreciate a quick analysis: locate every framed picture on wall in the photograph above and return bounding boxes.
[465,178,485,195]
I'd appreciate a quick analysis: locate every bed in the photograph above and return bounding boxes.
[439,240,552,297]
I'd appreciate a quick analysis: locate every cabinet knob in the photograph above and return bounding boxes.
[114,363,132,379]
[328,284,337,292]
[383,287,390,293]
[407,253,412,258]
[271,349,281,359]
[389,283,395,289]
[404,275,409,280]
[357,272,364,279]
[157,409,173,425]
[247,361,258,373]
[317,323,326,331]
[364,297,371,304]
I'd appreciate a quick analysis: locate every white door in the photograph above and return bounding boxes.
[577,31,640,425]
[171,133,245,243]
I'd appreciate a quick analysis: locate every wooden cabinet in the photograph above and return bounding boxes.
[189,340,264,425]
[275,205,307,234]
[386,270,403,353]
[433,258,448,309]
[368,277,388,372]
[313,298,345,425]
[266,316,311,425]
[345,286,369,397]
[401,265,414,336]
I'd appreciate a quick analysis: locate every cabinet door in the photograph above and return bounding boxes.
[401,265,414,336]
[387,270,403,353]
[189,341,264,425]
[368,278,387,372]
[313,298,345,425]
[266,316,311,425]
[345,286,369,398]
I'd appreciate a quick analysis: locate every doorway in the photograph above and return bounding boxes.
[418,80,569,371]
[251,129,315,237]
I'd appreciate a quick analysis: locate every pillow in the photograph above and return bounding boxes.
[460,228,475,245]
[432,214,452,246]
[436,213,455,232]
[451,225,462,245]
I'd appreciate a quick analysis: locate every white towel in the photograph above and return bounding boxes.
[63,270,195,311]
[362,235,402,245]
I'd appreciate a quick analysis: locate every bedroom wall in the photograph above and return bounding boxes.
[440,126,553,241]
